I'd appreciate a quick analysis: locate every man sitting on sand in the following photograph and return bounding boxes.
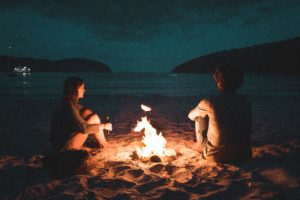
[188,65,252,163]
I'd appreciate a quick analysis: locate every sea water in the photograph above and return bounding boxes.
[0,73,299,98]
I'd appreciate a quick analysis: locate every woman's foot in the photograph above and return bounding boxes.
[101,142,110,148]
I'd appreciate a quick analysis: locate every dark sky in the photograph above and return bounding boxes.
[1,0,300,72]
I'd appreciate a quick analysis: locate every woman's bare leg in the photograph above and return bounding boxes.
[65,133,88,150]
[87,114,108,148]
[82,108,108,148]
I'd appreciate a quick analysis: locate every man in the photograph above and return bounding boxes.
[188,65,252,163]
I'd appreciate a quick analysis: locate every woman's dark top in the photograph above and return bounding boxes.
[50,100,99,153]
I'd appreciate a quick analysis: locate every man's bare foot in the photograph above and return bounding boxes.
[190,142,203,152]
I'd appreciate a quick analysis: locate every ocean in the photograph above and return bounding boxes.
[0,73,299,98]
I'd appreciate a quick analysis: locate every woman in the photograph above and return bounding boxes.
[50,76,112,154]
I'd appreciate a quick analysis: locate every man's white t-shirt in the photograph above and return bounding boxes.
[189,93,252,162]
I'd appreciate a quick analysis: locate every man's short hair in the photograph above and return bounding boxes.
[213,64,244,92]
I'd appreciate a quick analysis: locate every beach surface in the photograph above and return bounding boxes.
[0,94,299,199]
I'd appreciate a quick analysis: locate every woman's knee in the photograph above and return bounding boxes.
[86,114,101,124]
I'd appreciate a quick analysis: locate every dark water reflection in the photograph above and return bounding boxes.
[0,73,299,97]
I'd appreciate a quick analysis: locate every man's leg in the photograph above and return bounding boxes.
[193,116,208,152]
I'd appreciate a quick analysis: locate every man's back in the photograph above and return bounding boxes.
[198,94,252,162]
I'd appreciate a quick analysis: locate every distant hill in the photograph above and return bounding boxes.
[0,56,111,72]
[172,37,300,74]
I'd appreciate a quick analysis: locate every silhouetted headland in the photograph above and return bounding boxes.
[172,37,300,75]
[0,56,111,73]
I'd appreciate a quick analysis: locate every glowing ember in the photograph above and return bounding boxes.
[134,105,176,158]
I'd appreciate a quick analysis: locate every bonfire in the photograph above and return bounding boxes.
[134,104,176,159]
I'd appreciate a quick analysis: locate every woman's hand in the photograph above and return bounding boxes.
[99,123,112,131]
[104,122,112,131]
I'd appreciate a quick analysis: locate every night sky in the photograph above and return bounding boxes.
[1,0,300,72]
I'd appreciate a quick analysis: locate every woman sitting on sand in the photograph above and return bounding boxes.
[50,76,112,154]
[188,65,252,163]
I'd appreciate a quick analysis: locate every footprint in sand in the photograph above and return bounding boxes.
[172,168,193,184]
[156,188,190,200]
[165,164,176,175]
[149,164,165,173]
[126,169,144,178]
[88,178,135,190]
[183,181,223,194]
[136,178,168,193]
[114,165,131,176]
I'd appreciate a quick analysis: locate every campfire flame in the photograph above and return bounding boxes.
[141,104,151,112]
[134,105,176,158]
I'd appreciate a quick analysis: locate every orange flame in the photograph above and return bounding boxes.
[134,105,176,158]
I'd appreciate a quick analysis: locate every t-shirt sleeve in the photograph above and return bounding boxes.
[188,99,209,120]
[69,103,99,134]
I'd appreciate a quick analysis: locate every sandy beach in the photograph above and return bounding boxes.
[1,0,300,198]
[0,94,299,199]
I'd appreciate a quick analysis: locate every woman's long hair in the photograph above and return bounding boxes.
[63,76,84,103]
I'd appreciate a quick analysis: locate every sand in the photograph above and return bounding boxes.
[0,95,299,199]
